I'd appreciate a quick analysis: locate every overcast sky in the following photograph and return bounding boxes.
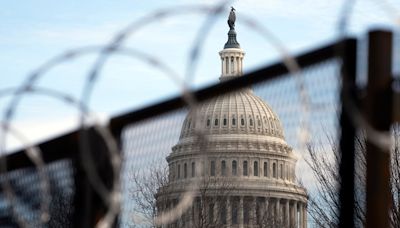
[1,0,400,148]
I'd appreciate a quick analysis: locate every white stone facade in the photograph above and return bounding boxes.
[156,24,308,228]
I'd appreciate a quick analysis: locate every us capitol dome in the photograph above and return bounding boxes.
[156,8,308,228]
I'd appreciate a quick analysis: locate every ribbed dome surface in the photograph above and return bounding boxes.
[179,89,285,140]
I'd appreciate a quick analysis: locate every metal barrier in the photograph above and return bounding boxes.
[0,30,398,228]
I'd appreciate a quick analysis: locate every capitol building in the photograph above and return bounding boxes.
[156,9,308,228]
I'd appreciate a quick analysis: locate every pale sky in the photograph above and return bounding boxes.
[1,0,400,147]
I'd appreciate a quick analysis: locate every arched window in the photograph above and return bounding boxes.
[273,163,277,178]
[214,118,219,126]
[241,118,245,126]
[192,162,195,177]
[232,160,237,176]
[243,161,248,176]
[223,118,227,126]
[232,117,236,125]
[221,160,227,176]
[184,163,187,178]
[280,164,283,179]
[210,161,216,176]
[249,118,253,126]
[207,119,210,127]
[257,118,261,126]
[178,164,181,179]
[254,161,258,176]
[264,162,268,177]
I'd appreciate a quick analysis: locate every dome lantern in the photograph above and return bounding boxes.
[219,7,245,81]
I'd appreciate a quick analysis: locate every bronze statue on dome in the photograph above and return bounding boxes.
[228,7,236,30]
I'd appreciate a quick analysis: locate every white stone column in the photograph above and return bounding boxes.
[294,202,298,228]
[227,197,232,226]
[193,198,198,226]
[276,198,280,224]
[251,197,257,225]
[214,200,219,224]
[221,57,225,76]
[264,197,268,220]
[188,203,193,227]
[286,200,290,227]
[303,204,307,228]
[238,57,241,75]
[290,202,295,228]
[299,203,303,228]
[227,57,230,75]
[239,196,244,228]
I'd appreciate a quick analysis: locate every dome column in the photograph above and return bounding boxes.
[227,197,232,226]
[264,197,269,223]
[275,198,280,224]
[294,202,298,228]
[239,196,244,228]
[290,201,295,227]
[285,199,290,227]
[299,203,304,228]
[304,203,307,228]
[214,199,218,224]
[251,197,257,225]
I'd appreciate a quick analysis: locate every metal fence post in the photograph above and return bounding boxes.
[338,38,357,228]
[365,30,393,228]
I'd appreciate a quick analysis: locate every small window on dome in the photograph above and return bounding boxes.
[184,163,187,178]
[241,118,245,126]
[188,121,191,129]
[232,160,237,176]
[243,161,248,176]
[254,161,258,176]
[257,118,261,126]
[264,162,268,177]
[232,117,236,125]
[249,119,253,126]
[273,163,277,178]
[215,118,219,126]
[210,161,216,176]
[207,119,211,127]
[223,118,227,126]
[191,162,195,177]
[221,160,226,176]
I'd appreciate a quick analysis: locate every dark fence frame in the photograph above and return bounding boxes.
[1,31,394,227]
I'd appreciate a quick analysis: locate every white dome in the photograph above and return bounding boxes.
[179,89,285,140]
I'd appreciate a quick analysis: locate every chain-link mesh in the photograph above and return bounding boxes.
[120,56,341,227]
[0,159,74,227]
